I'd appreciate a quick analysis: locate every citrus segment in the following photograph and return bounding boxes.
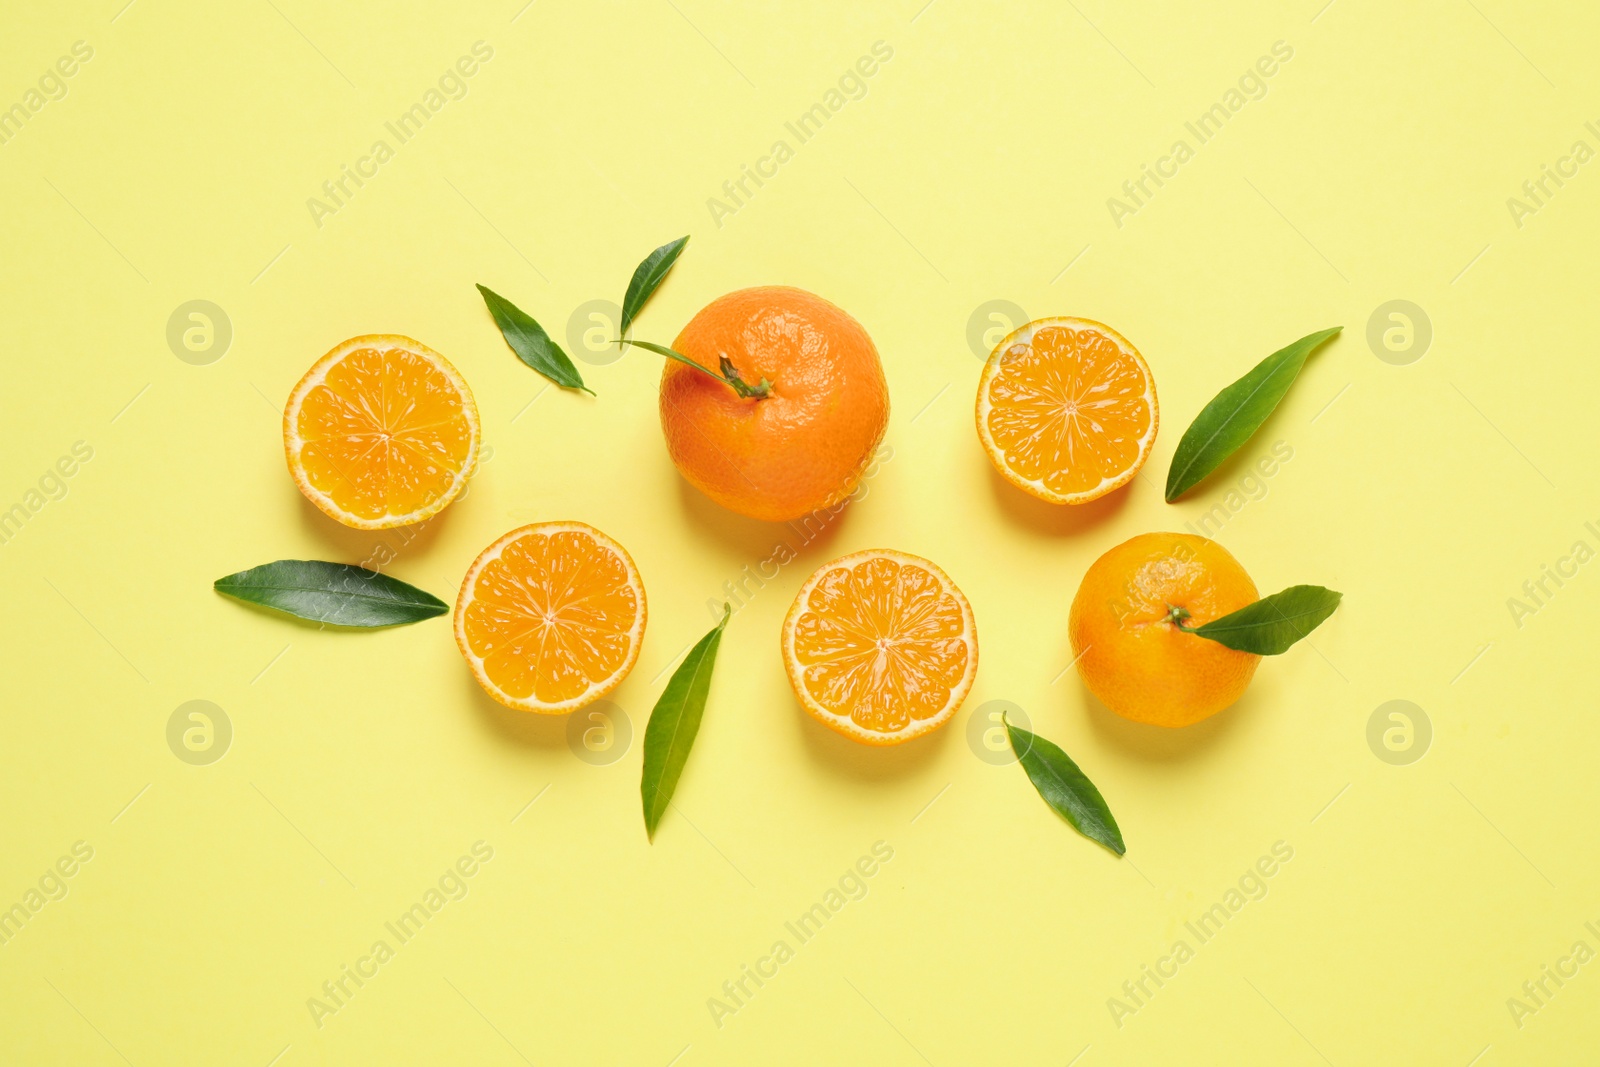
[976,317,1157,504]
[782,549,977,745]
[455,522,646,714]
[284,335,479,529]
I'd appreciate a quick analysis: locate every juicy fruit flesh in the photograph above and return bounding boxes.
[984,325,1153,497]
[461,530,641,706]
[790,556,970,735]
[294,346,474,522]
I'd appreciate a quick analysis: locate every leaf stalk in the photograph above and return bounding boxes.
[613,338,772,399]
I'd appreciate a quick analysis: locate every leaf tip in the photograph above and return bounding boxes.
[1163,466,1191,503]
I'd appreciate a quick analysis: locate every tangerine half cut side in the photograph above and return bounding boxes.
[975,317,1157,504]
[284,334,480,529]
[455,522,647,714]
[782,549,977,745]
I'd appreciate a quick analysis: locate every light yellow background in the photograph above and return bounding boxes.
[3,0,1596,1063]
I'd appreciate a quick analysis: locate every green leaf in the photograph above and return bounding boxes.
[214,560,448,627]
[1186,584,1342,655]
[1004,715,1124,855]
[641,604,731,840]
[476,283,593,394]
[1165,327,1341,502]
[619,235,688,337]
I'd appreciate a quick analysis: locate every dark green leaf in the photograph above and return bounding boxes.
[476,283,593,394]
[214,560,448,627]
[1004,715,1124,855]
[1187,584,1342,655]
[641,604,731,840]
[620,235,688,336]
[1165,327,1341,502]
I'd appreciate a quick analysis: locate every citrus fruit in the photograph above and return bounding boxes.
[455,522,646,714]
[660,286,889,523]
[976,317,1157,504]
[1069,532,1260,727]
[284,335,480,530]
[782,549,977,745]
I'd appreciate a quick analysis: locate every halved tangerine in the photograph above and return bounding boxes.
[781,549,978,745]
[455,522,647,714]
[284,335,480,530]
[975,317,1157,504]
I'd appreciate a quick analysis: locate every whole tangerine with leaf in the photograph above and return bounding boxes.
[1069,532,1341,727]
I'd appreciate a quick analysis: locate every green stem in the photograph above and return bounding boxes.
[612,338,772,399]
[1166,604,1196,632]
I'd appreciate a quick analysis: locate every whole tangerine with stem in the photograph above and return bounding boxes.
[658,286,889,523]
